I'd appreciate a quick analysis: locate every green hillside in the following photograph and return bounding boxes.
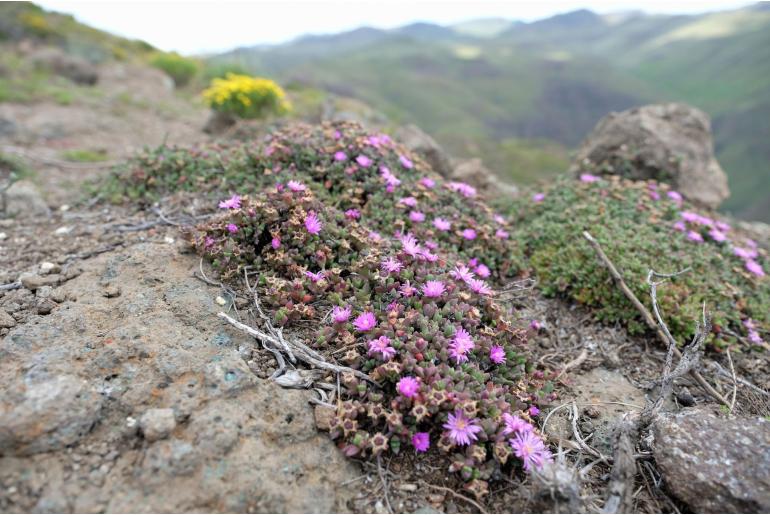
[215,4,770,221]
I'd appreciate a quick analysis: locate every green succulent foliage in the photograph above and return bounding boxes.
[501,176,769,351]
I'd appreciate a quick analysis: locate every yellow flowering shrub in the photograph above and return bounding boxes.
[202,74,291,119]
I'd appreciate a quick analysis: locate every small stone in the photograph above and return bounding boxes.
[103,285,121,298]
[215,296,227,306]
[139,408,176,442]
[676,387,696,407]
[36,299,56,315]
[164,236,175,244]
[0,309,16,328]
[0,232,6,240]
[60,204,70,212]
[54,226,72,236]
[40,262,59,274]
[584,406,600,418]
[314,405,335,431]
[20,273,60,291]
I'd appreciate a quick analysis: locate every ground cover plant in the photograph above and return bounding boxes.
[145,121,557,496]
[500,174,769,352]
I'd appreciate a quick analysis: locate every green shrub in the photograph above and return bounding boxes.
[62,148,108,162]
[149,52,198,87]
[202,60,249,82]
[500,175,769,351]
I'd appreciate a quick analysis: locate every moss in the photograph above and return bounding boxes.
[61,149,108,162]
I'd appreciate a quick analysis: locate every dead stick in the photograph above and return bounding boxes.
[582,232,729,407]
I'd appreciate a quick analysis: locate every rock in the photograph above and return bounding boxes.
[19,272,59,290]
[314,405,334,431]
[202,110,236,134]
[395,124,453,177]
[102,285,121,298]
[0,374,103,456]
[451,157,518,197]
[30,47,98,85]
[652,407,770,512]
[0,309,15,328]
[3,180,50,217]
[321,96,389,128]
[570,103,729,208]
[139,409,177,442]
[39,262,59,275]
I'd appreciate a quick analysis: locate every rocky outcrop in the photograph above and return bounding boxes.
[570,103,729,208]
[395,124,453,178]
[0,242,358,512]
[30,47,98,86]
[2,180,50,217]
[652,407,770,513]
[452,157,518,197]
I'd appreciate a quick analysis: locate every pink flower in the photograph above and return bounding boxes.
[495,229,509,239]
[462,229,477,240]
[443,410,482,446]
[649,190,661,201]
[748,330,764,344]
[673,221,687,232]
[353,311,377,332]
[502,413,533,436]
[510,431,551,472]
[287,180,306,192]
[399,281,417,297]
[226,223,238,234]
[422,280,446,298]
[333,130,342,140]
[218,194,242,210]
[271,237,281,249]
[400,234,422,257]
[425,240,438,250]
[715,221,731,232]
[494,214,506,224]
[368,335,395,360]
[409,211,425,223]
[305,212,322,235]
[399,155,414,169]
[734,247,758,260]
[433,217,451,231]
[745,260,765,277]
[412,432,430,452]
[449,327,475,363]
[667,190,683,203]
[579,173,600,183]
[356,155,372,167]
[204,236,215,248]
[397,376,420,398]
[305,270,325,282]
[368,231,382,242]
[448,181,477,198]
[419,177,435,188]
[467,278,492,295]
[529,406,540,417]
[489,345,506,364]
[380,166,401,188]
[474,263,491,278]
[529,320,542,331]
[381,257,403,275]
[532,193,545,203]
[345,208,361,220]
[450,264,475,283]
[334,151,348,161]
[708,228,727,242]
[399,196,418,207]
[686,230,703,243]
[332,305,351,323]
[746,239,758,249]
[420,248,439,262]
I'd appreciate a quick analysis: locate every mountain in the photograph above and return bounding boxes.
[214,4,770,221]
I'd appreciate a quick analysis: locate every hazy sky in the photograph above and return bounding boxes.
[36,0,751,54]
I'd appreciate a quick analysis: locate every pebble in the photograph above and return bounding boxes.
[215,296,227,306]
[54,226,72,236]
[0,309,16,328]
[0,232,6,240]
[103,285,121,298]
[164,236,175,244]
[139,408,177,442]
[20,273,60,290]
[40,262,59,274]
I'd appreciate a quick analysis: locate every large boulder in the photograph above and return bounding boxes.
[570,103,729,208]
[2,180,49,218]
[395,124,454,178]
[652,407,770,512]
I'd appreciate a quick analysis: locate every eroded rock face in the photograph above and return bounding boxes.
[30,47,98,86]
[0,242,358,512]
[570,103,729,208]
[652,407,770,513]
